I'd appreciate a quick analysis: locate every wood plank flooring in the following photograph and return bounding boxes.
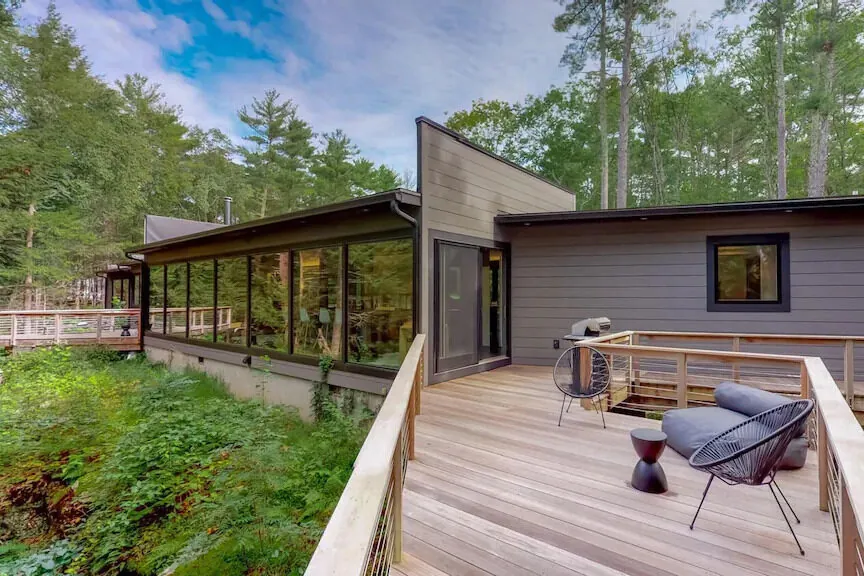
[394,365,839,576]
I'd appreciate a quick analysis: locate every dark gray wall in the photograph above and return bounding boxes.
[506,210,864,378]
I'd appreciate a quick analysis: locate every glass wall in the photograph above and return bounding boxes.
[348,239,412,368]
[149,265,164,333]
[217,257,247,345]
[189,260,214,341]
[165,263,187,337]
[481,248,505,360]
[144,235,414,372]
[293,247,342,358]
[251,253,290,352]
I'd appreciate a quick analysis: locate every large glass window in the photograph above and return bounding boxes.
[348,239,412,368]
[148,265,164,333]
[217,257,248,345]
[481,248,505,360]
[251,253,291,352]
[707,234,789,312]
[293,247,342,358]
[189,260,214,341]
[165,263,187,337]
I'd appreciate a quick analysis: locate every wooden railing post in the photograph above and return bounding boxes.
[10,314,17,347]
[817,407,829,512]
[391,447,403,563]
[632,333,641,388]
[845,339,855,407]
[801,363,810,399]
[732,336,741,383]
[841,475,857,575]
[96,313,103,343]
[677,353,688,408]
[54,314,61,344]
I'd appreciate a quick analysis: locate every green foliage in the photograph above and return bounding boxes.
[0,348,367,575]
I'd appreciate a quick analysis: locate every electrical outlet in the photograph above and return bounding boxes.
[553,339,560,349]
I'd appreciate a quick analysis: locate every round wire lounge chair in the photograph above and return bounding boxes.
[553,345,611,428]
[688,398,815,555]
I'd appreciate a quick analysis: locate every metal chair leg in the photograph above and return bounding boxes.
[558,394,567,427]
[769,482,805,556]
[593,396,607,429]
[772,479,800,524]
[690,475,714,530]
[566,396,573,413]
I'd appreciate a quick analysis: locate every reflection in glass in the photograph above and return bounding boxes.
[293,247,342,357]
[481,248,505,359]
[251,253,290,352]
[348,239,413,368]
[217,257,247,345]
[189,260,214,341]
[716,244,779,302]
[148,265,164,333]
[165,263,187,336]
[438,243,478,367]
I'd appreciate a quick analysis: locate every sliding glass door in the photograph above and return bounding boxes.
[436,242,507,373]
[438,243,479,372]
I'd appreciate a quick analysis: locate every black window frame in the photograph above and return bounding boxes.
[706,233,790,313]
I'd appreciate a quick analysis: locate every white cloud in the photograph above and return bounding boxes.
[19,0,740,174]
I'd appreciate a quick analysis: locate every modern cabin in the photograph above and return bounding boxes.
[123,116,864,575]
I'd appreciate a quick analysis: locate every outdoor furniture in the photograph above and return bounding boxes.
[688,398,815,556]
[630,428,668,493]
[663,382,809,470]
[552,345,610,427]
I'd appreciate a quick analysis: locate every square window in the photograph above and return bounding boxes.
[707,234,790,312]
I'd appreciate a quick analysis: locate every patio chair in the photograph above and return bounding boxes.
[552,345,611,428]
[688,399,814,556]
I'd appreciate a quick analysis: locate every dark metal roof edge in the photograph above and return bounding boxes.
[130,189,418,253]
[415,116,576,197]
[495,196,864,225]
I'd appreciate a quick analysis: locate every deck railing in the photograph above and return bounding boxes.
[148,306,232,336]
[580,330,864,574]
[0,309,140,349]
[304,334,425,576]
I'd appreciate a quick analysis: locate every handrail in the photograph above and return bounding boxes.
[305,334,425,576]
[0,308,139,316]
[0,309,141,349]
[808,356,864,573]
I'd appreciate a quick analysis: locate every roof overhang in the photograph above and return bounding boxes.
[495,196,864,226]
[128,189,420,255]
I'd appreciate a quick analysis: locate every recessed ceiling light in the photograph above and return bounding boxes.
[640,217,648,221]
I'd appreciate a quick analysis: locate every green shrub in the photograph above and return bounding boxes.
[0,348,368,575]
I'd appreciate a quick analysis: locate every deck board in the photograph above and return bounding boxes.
[399,365,839,576]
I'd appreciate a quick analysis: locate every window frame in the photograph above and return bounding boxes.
[142,229,415,378]
[706,233,790,313]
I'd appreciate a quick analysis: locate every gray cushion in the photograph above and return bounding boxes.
[714,381,804,437]
[714,381,792,417]
[779,437,809,470]
[662,407,747,459]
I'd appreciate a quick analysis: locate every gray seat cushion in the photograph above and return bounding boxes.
[714,381,804,437]
[662,407,747,459]
[715,381,792,417]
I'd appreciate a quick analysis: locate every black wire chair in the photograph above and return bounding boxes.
[553,345,611,428]
[688,399,814,556]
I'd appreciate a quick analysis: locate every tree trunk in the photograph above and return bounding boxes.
[616,0,634,209]
[24,201,36,311]
[599,1,609,210]
[776,18,787,199]
[807,0,836,198]
[260,185,269,219]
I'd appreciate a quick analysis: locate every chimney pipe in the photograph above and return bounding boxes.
[224,196,233,225]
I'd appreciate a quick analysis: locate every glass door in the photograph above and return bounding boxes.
[437,243,479,372]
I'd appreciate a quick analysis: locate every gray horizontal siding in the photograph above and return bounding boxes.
[507,211,864,381]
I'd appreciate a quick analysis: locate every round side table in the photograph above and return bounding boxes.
[630,428,668,494]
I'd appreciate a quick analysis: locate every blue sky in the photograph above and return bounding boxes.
[21,0,735,175]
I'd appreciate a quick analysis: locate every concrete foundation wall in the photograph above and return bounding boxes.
[145,339,386,419]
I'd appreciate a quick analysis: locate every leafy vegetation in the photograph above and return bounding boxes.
[0,347,367,575]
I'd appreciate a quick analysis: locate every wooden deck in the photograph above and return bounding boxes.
[395,365,838,576]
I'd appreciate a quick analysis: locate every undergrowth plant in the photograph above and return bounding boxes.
[0,347,368,575]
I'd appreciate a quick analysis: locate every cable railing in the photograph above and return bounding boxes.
[578,330,864,574]
[304,334,425,576]
[0,309,140,349]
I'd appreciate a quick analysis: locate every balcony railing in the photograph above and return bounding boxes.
[304,333,425,576]
[0,309,140,349]
[580,330,864,574]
